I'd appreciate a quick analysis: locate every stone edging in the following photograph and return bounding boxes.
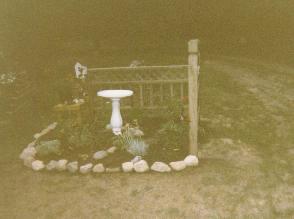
[19,122,199,174]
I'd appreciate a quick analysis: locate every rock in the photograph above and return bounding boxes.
[46,160,58,171]
[92,163,105,173]
[122,162,134,173]
[169,161,186,171]
[93,150,108,160]
[67,161,79,173]
[131,156,142,164]
[31,160,45,171]
[151,162,171,173]
[19,147,37,160]
[107,146,117,154]
[80,163,93,174]
[56,159,68,171]
[47,122,58,130]
[134,160,149,173]
[106,167,120,173]
[40,128,50,136]
[184,155,199,167]
[27,141,36,148]
[23,157,35,168]
[33,133,41,139]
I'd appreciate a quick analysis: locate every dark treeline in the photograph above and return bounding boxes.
[0,0,293,72]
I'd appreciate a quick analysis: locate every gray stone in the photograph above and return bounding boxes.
[93,150,108,160]
[46,160,58,171]
[184,155,199,167]
[169,161,186,171]
[56,159,68,171]
[122,162,134,173]
[107,146,117,154]
[19,147,37,160]
[31,160,45,171]
[106,167,120,173]
[134,160,149,173]
[92,163,105,173]
[151,161,171,172]
[67,161,79,173]
[80,163,93,174]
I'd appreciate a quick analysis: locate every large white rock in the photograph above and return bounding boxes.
[46,160,58,171]
[80,163,93,174]
[93,150,108,160]
[92,163,105,173]
[56,159,68,171]
[67,161,79,173]
[31,160,45,171]
[23,157,35,168]
[169,161,186,171]
[107,146,117,154]
[19,147,37,160]
[151,162,171,173]
[122,162,134,173]
[134,160,149,173]
[184,155,199,167]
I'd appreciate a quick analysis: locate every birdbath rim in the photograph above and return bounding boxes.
[97,89,133,99]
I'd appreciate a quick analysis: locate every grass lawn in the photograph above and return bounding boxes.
[1,56,293,218]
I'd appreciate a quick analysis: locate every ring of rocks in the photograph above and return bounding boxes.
[19,123,199,174]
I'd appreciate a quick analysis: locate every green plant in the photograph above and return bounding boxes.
[35,139,62,156]
[154,98,189,150]
[114,121,149,156]
[57,118,96,150]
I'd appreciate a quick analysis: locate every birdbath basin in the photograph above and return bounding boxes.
[97,90,133,135]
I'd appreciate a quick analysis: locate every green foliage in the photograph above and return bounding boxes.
[57,118,96,150]
[164,98,185,122]
[154,98,189,149]
[156,120,189,149]
[114,121,149,156]
[35,140,62,156]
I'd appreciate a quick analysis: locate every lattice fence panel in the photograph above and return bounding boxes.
[86,66,189,109]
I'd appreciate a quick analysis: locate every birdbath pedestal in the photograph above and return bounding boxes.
[97,90,133,135]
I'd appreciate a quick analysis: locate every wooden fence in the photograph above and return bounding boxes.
[79,39,200,155]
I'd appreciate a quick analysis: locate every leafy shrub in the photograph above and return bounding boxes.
[57,118,96,150]
[114,121,149,156]
[35,139,62,156]
[154,98,189,149]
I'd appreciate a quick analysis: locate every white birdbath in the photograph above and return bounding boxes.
[97,90,133,135]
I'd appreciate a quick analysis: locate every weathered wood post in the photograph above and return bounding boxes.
[188,39,200,155]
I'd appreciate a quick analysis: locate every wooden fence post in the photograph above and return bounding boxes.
[188,39,200,155]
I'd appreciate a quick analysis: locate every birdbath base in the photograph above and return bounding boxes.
[97,90,133,135]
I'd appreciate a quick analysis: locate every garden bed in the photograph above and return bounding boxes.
[19,99,198,173]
